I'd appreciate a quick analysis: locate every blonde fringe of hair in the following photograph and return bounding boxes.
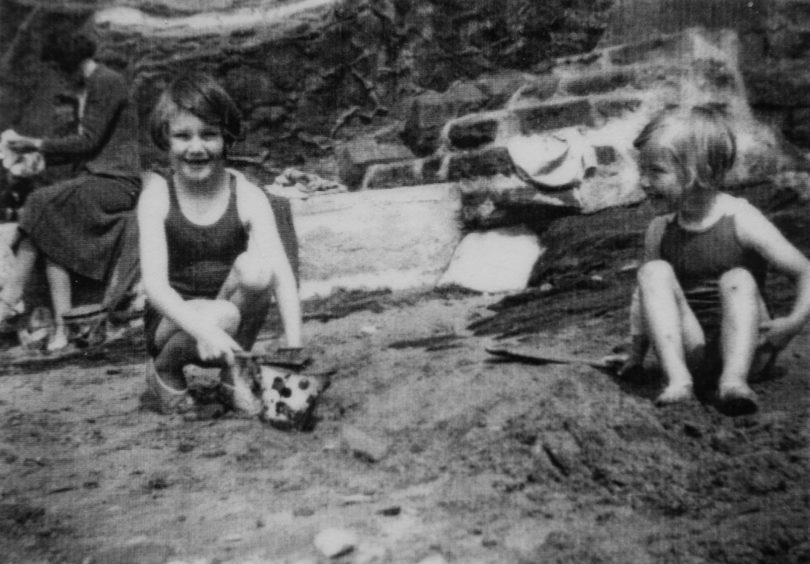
[634,104,737,192]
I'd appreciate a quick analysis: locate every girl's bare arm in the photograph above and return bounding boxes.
[736,202,810,348]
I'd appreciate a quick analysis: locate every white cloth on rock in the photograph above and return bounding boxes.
[507,127,597,190]
[0,129,45,178]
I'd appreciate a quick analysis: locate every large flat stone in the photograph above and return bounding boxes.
[2,186,463,304]
[293,184,462,298]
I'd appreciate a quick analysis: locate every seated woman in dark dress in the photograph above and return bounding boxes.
[0,30,140,351]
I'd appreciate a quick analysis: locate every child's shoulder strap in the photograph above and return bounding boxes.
[644,213,674,260]
[648,213,675,239]
[164,172,180,209]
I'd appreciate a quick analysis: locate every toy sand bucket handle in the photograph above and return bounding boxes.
[234,348,311,370]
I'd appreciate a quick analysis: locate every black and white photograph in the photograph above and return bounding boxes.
[0,1,808,562]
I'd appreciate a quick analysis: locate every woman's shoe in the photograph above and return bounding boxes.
[145,360,197,415]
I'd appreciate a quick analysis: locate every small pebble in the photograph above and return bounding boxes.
[417,555,448,564]
[376,506,401,516]
[314,527,357,558]
[683,422,702,438]
[354,543,389,564]
[341,425,390,463]
[339,493,374,505]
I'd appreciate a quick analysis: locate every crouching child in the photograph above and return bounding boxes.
[137,72,303,415]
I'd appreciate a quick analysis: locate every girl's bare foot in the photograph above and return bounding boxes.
[655,383,695,406]
[718,384,758,416]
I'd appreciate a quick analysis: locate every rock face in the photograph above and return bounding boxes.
[364,26,807,224]
[602,0,810,148]
[0,0,611,168]
[4,0,810,298]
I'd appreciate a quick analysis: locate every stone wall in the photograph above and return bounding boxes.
[0,0,613,170]
[602,0,810,148]
[4,0,810,299]
[349,26,806,231]
[4,0,810,168]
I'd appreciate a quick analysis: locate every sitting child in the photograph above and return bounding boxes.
[138,72,302,414]
[619,105,810,415]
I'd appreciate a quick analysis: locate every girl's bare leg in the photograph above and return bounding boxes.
[637,260,705,404]
[216,253,271,350]
[717,268,761,413]
[153,300,240,390]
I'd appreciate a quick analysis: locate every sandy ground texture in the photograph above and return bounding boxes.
[0,276,808,563]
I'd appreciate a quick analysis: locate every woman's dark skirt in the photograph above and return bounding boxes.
[18,172,140,282]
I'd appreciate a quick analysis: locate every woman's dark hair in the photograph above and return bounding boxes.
[41,31,97,73]
[149,72,243,151]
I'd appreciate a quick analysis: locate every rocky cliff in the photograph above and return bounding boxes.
[0,0,612,172]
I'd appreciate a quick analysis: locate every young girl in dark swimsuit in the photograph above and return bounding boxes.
[619,106,810,415]
[138,72,302,414]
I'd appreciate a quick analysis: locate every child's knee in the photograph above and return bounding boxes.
[718,268,757,297]
[213,300,241,332]
[637,260,675,287]
[233,253,272,293]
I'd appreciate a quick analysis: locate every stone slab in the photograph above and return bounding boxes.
[438,225,544,294]
[292,184,462,298]
[2,186,463,304]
